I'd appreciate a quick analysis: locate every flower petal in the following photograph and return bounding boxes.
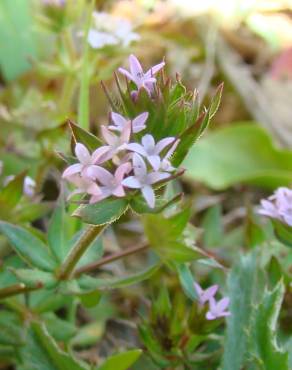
[132,112,148,131]
[147,155,161,171]
[203,285,219,302]
[92,146,110,164]
[216,297,230,313]
[122,176,141,189]
[112,185,125,197]
[75,143,91,164]
[155,137,175,154]
[141,134,155,152]
[111,112,128,129]
[132,153,147,178]
[129,54,143,80]
[101,125,117,146]
[145,61,165,77]
[206,311,217,320]
[115,162,132,183]
[141,185,155,208]
[127,143,147,156]
[87,165,113,186]
[118,67,135,82]
[147,171,170,184]
[120,121,132,144]
[62,163,83,178]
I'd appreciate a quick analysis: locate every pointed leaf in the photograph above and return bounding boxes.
[97,349,142,370]
[0,222,57,271]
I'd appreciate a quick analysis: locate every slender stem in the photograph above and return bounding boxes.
[78,0,95,130]
[0,283,43,300]
[74,242,149,278]
[58,225,106,280]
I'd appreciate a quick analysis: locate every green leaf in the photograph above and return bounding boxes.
[77,263,160,292]
[73,198,128,225]
[209,83,223,119]
[272,220,292,248]
[143,209,203,263]
[44,313,77,342]
[0,222,57,271]
[202,204,223,247]
[69,120,102,151]
[97,349,142,370]
[0,310,25,346]
[0,171,25,212]
[222,251,265,370]
[249,281,288,369]
[176,264,198,301]
[19,321,89,370]
[184,124,292,190]
[9,268,57,289]
[0,0,37,81]
[48,197,70,262]
[129,193,182,214]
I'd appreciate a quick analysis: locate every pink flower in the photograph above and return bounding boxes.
[206,297,231,320]
[122,153,170,208]
[65,174,101,199]
[99,121,132,162]
[87,162,131,203]
[194,283,218,306]
[258,187,292,226]
[127,134,175,171]
[118,54,165,96]
[62,143,108,180]
[108,111,148,134]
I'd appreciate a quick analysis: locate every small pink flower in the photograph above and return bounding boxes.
[206,297,231,320]
[127,134,175,171]
[99,121,132,162]
[194,283,218,306]
[87,162,132,203]
[258,187,292,226]
[122,153,170,208]
[65,174,101,199]
[108,111,148,134]
[118,54,165,96]
[62,143,108,180]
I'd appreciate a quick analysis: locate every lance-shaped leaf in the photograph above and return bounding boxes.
[9,268,57,289]
[48,197,71,262]
[176,263,198,301]
[249,280,289,369]
[73,198,128,225]
[0,222,57,271]
[97,349,142,370]
[143,208,203,263]
[75,263,160,293]
[19,321,89,370]
[221,251,265,370]
[69,120,102,152]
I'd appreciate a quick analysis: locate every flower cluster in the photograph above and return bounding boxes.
[88,12,140,49]
[62,57,179,208]
[258,187,292,226]
[194,282,230,320]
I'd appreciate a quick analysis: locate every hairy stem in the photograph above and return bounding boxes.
[58,224,106,280]
[74,242,149,278]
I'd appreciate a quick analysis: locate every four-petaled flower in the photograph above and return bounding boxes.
[87,162,131,203]
[194,282,218,306]
[118,54,165,96]
[122,153,170,208]
[109,112,148,134]
[127,134,175,171]
[206,297,231,320]
[258,187,292,226]
[99,121,132,163]
[62,143,108,180]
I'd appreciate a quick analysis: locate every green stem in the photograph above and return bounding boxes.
[58,224,106,280]
[60,74,76,115]
[77,0,95,130]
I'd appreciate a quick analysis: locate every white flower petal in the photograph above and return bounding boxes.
[141,134,155,152]
[75,143,91,164]
[141,185,155,208]
[62,163,83,178]
[122,176,141,189]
